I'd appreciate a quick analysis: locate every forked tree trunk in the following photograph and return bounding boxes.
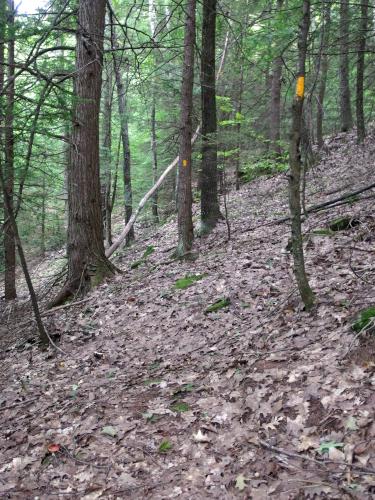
[339,0,353,132]
[49,0,114,308]
[176,0,196,256]
[4,0,16,300]
[288,0,314,310]
[200,0,220,234]
[316,0,332,149]
[356,0,368,144]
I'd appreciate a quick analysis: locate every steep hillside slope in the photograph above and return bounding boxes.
[1,130,375,499]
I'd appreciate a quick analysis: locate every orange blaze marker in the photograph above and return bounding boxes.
[296,76,305,99]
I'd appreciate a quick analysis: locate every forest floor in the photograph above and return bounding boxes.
[1,130,375,499]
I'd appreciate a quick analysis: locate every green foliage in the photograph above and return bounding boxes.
[131,245,155,269]
[317,441,344,454]
[205,297,231,313]
[170,401,190,413]
[352,307,375,333]
[239,156,289,183]
[158,439,173,453]
[174,274,207,290]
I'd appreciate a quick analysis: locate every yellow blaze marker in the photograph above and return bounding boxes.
[182,159,188,167]
[296,76,305,99]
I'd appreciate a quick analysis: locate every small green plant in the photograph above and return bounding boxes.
[205,297,231,313]
[158,439,173,453]
[239,155,288,183]
[131,245,155,269]
[174,274,207,290]
[317,441,344,454]
[352,307,375,333]
[170,401,190,413]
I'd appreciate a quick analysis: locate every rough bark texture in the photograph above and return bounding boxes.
[288,0,314,310]
[50,0,113,307]
[110,15,134,245]
[316,0,331,149]
[102,61,113,245]
[339,0,353,132]
[356,0,368,144]
[4,0,16,300]
[235,62,244,191]
[200,0,220,234]
[176,0,196,255]
[269,0,284,159]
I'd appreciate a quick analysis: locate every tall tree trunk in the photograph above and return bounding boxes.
[339,0,353,132]
[4,0,16,300]
[149,0,159,222]
[40,170,46,255]
[269,0,284,159]
[356,0,368,144]
[176,0,196,256]
[200,0,220,234]
[316,0,332,149]
[288,0,314,310]
[102,60,113,245]
[110,11,134,244]
[50,0,114,307]
[235,62,244,191]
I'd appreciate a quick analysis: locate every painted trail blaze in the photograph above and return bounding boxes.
[296,76,305,99]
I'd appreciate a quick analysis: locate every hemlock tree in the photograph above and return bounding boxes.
[339,0,353,132]
[200,0,220,234]
[3,0,16,300]
[316,0,331,149]
[50,0,114,307]
[269,0,284,160]
[176,0,196,256]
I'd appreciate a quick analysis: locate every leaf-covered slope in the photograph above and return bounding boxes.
[1,130,375,498]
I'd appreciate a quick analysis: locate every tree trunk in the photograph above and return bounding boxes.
[288,0,314,310]
[339,0,353,132]
[356,0,368,144]
[176,0,196,255]
[110,12,134,245]
[235,62,244,191]
[102,60,113,245]
[269,0,284,159]
[50,0,114,307]
[4,0,16,300]
[149,0,159,222]
[200,0,220,234]
[316,0,332,149]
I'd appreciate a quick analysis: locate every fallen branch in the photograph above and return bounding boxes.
[270,181,375,226]
[106,32,230,258]
[257,439,375,475]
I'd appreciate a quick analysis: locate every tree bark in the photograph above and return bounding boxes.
[339,0,353,132]
[4,0,16,300]
[200,0,220,234]
[288,0,314,310]
[269,0,284,159]
[102,60,113,245]
[110,10,134,245]
[176,0,196,255]
[356,0,368,144]
[149,0,159,222]
[50,0,114,308]
[316,0,332,149]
